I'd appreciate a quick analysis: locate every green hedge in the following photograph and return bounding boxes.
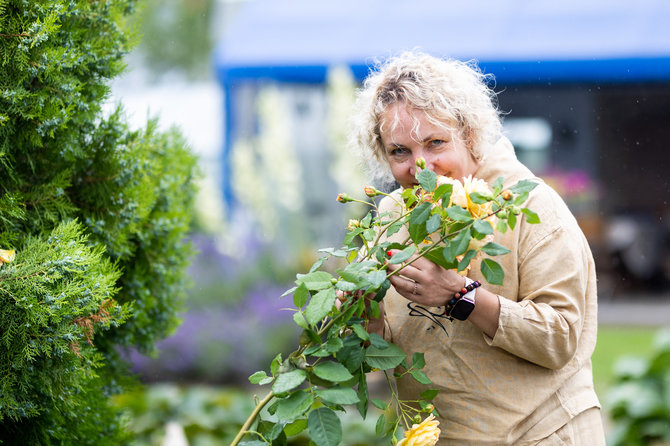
[0,0,197,443]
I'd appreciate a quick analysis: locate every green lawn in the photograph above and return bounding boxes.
[592,324,659,399]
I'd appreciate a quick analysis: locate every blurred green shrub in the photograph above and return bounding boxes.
[131,0,215,80]
[606,328,670,445]
[115,384,389,446]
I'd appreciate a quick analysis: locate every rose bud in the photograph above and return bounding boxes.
[347,219,360,230]
[502,190,512,201]
[336,193,353,203]
[415,157,426,169]
[364,185,380,197]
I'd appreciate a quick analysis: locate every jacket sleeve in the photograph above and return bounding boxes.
[484,190,595,370]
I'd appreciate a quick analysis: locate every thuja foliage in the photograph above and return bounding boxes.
[0,0,198,443]
[232,164,538,445]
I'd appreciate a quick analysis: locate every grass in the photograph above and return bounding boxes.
[592,324,659,399]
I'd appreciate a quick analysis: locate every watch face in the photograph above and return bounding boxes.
[450,296,475,321]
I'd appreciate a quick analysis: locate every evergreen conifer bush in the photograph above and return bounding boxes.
[0,0,197,443]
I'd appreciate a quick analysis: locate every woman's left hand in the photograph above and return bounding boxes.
[386,250,465,307]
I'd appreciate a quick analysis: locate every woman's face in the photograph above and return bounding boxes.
[380,103,480,189]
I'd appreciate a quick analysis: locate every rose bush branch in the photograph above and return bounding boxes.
[231,160,538,446]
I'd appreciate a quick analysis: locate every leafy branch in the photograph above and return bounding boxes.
[232,162,539,445]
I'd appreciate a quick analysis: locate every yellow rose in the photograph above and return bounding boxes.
[397,414,441,446]
[0,248,15,266]
[461,175,494,219]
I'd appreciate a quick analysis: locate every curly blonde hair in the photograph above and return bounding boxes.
[350,51,502,186]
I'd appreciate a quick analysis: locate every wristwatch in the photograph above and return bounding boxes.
[447,278,478,321]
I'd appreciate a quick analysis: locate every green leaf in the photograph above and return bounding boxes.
[268,422,287,441]
[365,343,407,370]
[276,391,315,422]
[417,169,437,191]
[492,176,505,193]
[272,369,307,394]
[284,419,308,437]
[369,299,380,319]
[365,270,388,289]
[293,283,309,308]
[351,323,370,342]
[386,220,403,237]
[281,286,297,297]
[420,389,439,400]
[293,312,308,329]
[249,371,269,384]
[481,258,504,285]
[409,202,433,226]
[508,212,517,230]
[423,248,457,270]
[368,333,389,349]
[469,191,491,204]
[410,369,432,385]
[509,179,538,194]
[304,288,337,326]
[481,242,511,256]
[308,407,342,446]
[371,398,388,410]
[409,221,429,246]
[316,387,360,405]
[388,245,416,265]
[309,257,326,273]
[356,371,369,419]
[338,335,365,372]
[434,183,453,203]
[472,219,493,238]
[496,217,508,234]
[411,352,426,370]
[443,228,471,262]
[375,413,387,436]
[425,213,441,234]
[271,354,283,376]
[521,208,540,224]
[335,280,358,292]
[458,249,478,272]
[446,206,473,222]
[317,247,348,257]
[513,191,530,206]
[323,336,344,354]
[296,271,335,291]
[312,361,355,383]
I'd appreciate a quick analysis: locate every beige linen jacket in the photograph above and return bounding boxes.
[378,137,600,445]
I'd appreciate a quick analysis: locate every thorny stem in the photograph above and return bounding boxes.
[233,196,509,444]
[231,305,350,444]
[230,390,275,446]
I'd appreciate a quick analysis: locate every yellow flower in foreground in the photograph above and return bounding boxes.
[0,248,15,266]
[461,175,494,219]
[397,414,441,446]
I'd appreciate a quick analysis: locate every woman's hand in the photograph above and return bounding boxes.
[386,250,465,307]
[386,249,501,337]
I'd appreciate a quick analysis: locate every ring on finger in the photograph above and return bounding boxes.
[412,281,418,295]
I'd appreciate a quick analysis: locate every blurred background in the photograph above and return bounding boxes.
[107,0,670,444]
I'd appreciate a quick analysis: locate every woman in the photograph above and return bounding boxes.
[351,52,605,444]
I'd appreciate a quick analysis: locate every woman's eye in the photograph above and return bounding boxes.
[428,139,445,148]
[389,147,408,157]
